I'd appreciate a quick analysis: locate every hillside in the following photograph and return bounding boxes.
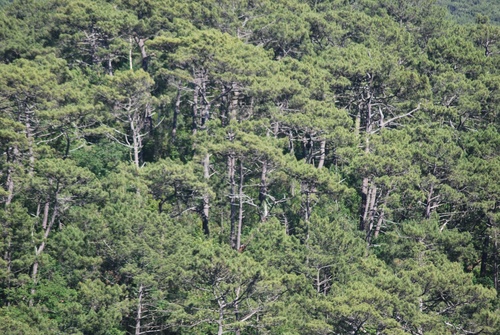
[1,0,500,334]
[438,0,500,24]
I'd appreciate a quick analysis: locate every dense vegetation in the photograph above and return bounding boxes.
[437,0,500,24]
[1,0,500,334]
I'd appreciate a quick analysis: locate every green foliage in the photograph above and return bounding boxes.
[437,0,500,25]
[1,0,500,333]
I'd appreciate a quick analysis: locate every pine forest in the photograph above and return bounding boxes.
[1,0,500,334]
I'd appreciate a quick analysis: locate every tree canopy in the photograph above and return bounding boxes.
[1,0,500,334]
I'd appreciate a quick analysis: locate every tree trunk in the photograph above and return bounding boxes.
[316,269,321,293]
[303,135,313,164]
[200,79,209,128]
[130,116,141,169]
[359,177,369,231]
[87,28,99,65]
[360,182,377,240]
[236,160,244,251]
[106,54,113,76]
[172,86,181,141]
[493,226,499,291]
[4,241,11,306]
[481,235,489,277]
[259,162,268,222]
[424,183,435,219]
[129,36,134,71]
[134,37,149,71]
[488,217,500,291]
[305,189,311,223]
[234,286,241,335]
[201,153,210,236]
[365,185,377,240]
[304,187,312,243]
[5,164,14,206]
[317,139,326,169]
[354,110,361,138]
[5,145,20,205]
[217,309,224,335]
[24,108,35,175]
[31,187,59,302]
[358,92,373,232]
[192,82,200,134]
[229,155,237,249]
[135,283,144,335]
[373,194,388,239]
[230,87,240,121]
[42,198,50,230]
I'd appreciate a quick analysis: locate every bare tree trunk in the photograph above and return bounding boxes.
[24,108,35,175]
[130,116,141,169]
[282,213,290,235]
[236,161,244,251]
[42,198,50,230]
[316,269,321,293]
[217,309,224,335]
[201,153,210,236]
[229,155,237,249]
[135,283,144,335]
[373,193,388,239]
[288,130,294,156]
[358,92,373,232]
[108,58,113,76]
[304,188,311,243]
[200,79,209,128]
[85,28,100,65]
[489,217,500,291]
[367,186,377,228]
[234,286,241,335]
[192,82,200,134]
[134,37,149,71]
[494,226,499,291]
[129,36,134,71]
[305,189,311,223]
[364,185,377,241]
[230,87,240,121]
[317,140,326,169]
[359,177,369,231]
[31,191,59,304]
[354,110,361,138]
[259,162,268,222]
[30,259,39,307]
